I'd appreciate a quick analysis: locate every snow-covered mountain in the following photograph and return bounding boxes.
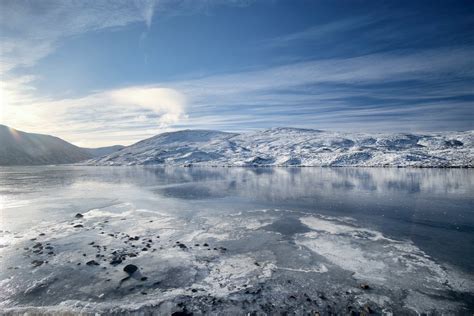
[89,128,473,167]
[0,125,123,166]
[81,145,125,157]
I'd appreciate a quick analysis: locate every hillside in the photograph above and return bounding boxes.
[0,125,122,166]
[89,128,473,167]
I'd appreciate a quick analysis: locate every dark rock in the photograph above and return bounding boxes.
[86,260,100,266]
[73,224,84,228]
[31,260,44,267]
[142,248,148,251]
[141,277,148,281]
[75,213,84,219]
[123,264,138,275]
[178,243,187,249]
[171,311,193,316]
[39,233,45,236]
[191,288,198,293]
[194,244,200,247]
[203,243,209,247]
[32,242,42,249]
[360,283,370,290]
[110,259,122,266]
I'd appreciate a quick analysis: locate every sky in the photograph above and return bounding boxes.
[0,0,473,147]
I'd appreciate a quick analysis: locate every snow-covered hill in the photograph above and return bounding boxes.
[0,125,123,166]
[89,128,473,167]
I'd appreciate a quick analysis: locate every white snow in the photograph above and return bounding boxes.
[88,128,473,167]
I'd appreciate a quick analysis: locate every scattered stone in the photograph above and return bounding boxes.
[142,248,148,251]
[360,283,370,290]
[194,244,200,247]
[31,260,44,267]
[110,259,122,266]
[178,243,187,249]
[203,243,209,247]
[123,264,138,275]
[39,233,45,236]
[141,277,148,281]
[191,288,198,293]
[73,224,84,228]
[32,242,42,249]
[75,213,84,219]
[86,260,100,266]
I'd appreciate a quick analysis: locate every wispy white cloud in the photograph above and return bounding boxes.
[2,46,472,146]
[0,0,156,72]
[0,85,187,146]
[1,1,472,146]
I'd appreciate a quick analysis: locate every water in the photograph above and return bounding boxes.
[0,166,473,314]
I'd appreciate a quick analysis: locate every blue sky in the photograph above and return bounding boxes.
[0,0,473,146]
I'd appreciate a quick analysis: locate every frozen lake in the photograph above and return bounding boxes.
[0,166,473,314]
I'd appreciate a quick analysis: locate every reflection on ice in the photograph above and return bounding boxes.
[0,166,473,314]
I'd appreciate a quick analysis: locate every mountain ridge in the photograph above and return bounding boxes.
[0,124,123,166]
[88,127,473,167]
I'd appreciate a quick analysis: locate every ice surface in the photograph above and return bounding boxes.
[1,206,473,314]
[1,166,473,314]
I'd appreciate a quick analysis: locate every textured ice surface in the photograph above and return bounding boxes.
[1,206,473,315]
[1,166,473,314]
[88,128,474,167]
